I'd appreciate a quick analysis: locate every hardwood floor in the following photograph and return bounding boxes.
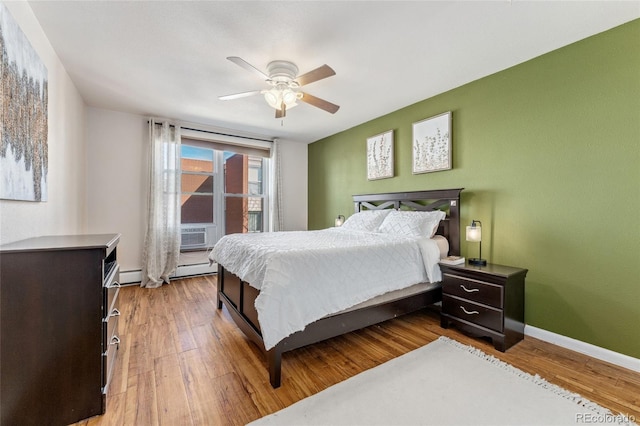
[77,275,640,425]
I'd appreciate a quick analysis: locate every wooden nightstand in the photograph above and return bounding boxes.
[440,262,527,351]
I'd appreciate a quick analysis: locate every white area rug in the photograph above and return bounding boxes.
[250,336,636,426]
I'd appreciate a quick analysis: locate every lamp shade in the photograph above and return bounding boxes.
[466,219,486,266]
[282,88,299,107]
[466,224,482,242]
[263,88,281,109]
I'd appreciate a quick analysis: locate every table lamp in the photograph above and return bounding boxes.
[466,220,487,266]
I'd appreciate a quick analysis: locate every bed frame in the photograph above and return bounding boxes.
[216,188,463,387]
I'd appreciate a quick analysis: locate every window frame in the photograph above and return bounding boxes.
[222,151,269,235]
[179,139,270,249]
[180,145,216,225]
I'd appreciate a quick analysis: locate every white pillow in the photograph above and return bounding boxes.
[340,210,392,232]
[432,235,450,259]
[378,210,446,238]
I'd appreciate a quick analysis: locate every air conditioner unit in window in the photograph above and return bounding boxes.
[181,225,216,250]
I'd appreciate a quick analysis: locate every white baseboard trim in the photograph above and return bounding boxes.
[524,325,640,373]
[119,263,216,285]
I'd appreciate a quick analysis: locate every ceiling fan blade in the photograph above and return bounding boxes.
[275,103,286,119]
[227,56,269,81]
[295,64,336,86]
[219,90,262,101]
[300,92,340,114]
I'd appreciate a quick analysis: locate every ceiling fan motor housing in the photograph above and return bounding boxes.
[267,61,299,86]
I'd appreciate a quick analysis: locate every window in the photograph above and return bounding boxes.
[179,142,269,250]
[224,153,265,234]
[181,145,214,224]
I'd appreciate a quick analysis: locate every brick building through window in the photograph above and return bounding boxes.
[180,144,266,250]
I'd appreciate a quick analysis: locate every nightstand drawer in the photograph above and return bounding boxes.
[443,274,503,308]
[442,295,503,332]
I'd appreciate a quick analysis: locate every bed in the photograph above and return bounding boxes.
[210,188,463,387]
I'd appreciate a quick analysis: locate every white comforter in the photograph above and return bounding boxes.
[210,228,442,350]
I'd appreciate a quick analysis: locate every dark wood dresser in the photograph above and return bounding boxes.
[440,262,527,351]
[0,234,121,425]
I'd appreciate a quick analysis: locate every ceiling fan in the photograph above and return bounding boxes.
[219,56,340,119]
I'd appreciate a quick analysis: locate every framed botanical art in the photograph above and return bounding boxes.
[412,111,452,174]
[366,130,394,180]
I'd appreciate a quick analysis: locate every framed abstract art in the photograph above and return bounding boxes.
[0,3,49,201]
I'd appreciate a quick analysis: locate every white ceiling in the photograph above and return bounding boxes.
[28,1,639,144]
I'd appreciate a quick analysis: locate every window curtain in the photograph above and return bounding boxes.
[269,139,283,232]
[141,120,182,288]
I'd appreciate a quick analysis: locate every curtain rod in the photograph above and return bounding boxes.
[182,126,274,143]
[149,120,274,143]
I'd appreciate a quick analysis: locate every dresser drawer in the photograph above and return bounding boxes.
[103,264,120,317]
[102,322,120,395]
[443,274,503,308]
[104,286,120,320]
[103,276,120,338]
[104,263,119,288]
[443,295,503,332]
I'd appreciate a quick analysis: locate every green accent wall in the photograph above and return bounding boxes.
[308,20,640,358]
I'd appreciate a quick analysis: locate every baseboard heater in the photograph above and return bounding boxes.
[120,262,217,285]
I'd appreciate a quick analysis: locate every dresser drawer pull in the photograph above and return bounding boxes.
[106,281,121,289]
[102,308,121,323]
[460,285,479,293]
[460,306,480,315]
[110,335,120,346]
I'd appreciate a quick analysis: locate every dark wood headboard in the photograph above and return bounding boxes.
[352,188,463,256]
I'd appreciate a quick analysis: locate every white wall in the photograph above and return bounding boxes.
[0,2,87,244]
[86,108,147,271]
[86,108,309,274]
[277,139,308,231]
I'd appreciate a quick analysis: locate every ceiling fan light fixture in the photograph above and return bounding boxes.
[262,86,300,111]
[282,88,299,107]
[263,88,282,109]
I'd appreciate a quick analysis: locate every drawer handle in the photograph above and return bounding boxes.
[110,335,121,346]
[460,285,479,293]
[460,306,480,315]
[103,309,121,323]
